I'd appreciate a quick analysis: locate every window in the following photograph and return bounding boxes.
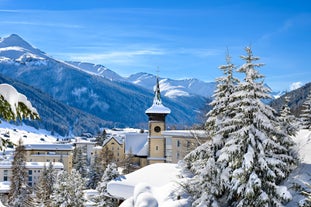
[28,170,32,175]
[156,146,159,150]
[177,140,180,147]
[3,170,8,181]
[186,141,190,148]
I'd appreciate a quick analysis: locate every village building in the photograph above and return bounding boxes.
[74,139,97,164]
[0,160,63,203]
[24,143,73,172]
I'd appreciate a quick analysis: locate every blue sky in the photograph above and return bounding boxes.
[0,0,310,91]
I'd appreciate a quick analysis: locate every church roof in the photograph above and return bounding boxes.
[125,133,148,156]
[145,76,171,114]
[145,103,171,114]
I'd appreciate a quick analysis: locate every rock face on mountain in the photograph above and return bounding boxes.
[0,34,209,133]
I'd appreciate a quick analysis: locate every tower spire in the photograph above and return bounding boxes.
[153,76,162,105]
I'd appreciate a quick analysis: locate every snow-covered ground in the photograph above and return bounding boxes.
[0,121,58,146]
[108,163,190,207]
[285,129,311,207]
[108,129,311,207]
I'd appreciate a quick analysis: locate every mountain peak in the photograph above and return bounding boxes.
[1,34,31,48]
[0,34,45,56]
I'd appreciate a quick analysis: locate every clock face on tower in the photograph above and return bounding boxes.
[154,126,161,133]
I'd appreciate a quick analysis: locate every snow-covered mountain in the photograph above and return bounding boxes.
[66,61,124,81]
[126,72,216,98]
[70,62,217,99]
[0,34,208,133]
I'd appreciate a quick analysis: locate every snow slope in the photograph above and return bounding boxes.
[0,121,58,145]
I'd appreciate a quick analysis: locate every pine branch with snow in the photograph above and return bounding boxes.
[0,83,39,150]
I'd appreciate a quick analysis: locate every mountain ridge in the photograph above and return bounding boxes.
[0,34,208,133]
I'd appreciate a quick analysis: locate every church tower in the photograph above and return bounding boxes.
[145,77,170,164]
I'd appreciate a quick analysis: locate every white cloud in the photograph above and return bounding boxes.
[290,82,303,91]
[56,49,165,65]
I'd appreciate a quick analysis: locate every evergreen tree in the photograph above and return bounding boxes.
[73,147,88,178]
[51,170,86,207]
[182,52,238,206]
[300,92,311,129]
[122,148,136,174]
[205,51,239,139]
[35,162,56,207]
[279,96,298,136]
[95,129,107,146]
[218,47,297,206]
[8,139,31,207]
[87,153,104,189]
[94,163,119,207]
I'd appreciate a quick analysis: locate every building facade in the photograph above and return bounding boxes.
[24,144,73,172]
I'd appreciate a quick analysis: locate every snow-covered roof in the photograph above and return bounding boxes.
[107,163,180,200]
[161,130,208,138]
[0,161,63,169]
[25,162,64,169]
[125,133,148,156]
[0,181,10,193]
[74,138,97,145]
[103,136,124,146]
[145,103,171,114]
[136,141,149,157]
[24,143,73,151]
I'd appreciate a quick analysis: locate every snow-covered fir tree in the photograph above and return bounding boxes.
[279,96,298,136]
[300,92,311,129]
[8,139,32,207]
[181,52,239,206]
[35,162,56,206]
[218,47,297,206]
[51,169,86,207]
[94,162,120,207]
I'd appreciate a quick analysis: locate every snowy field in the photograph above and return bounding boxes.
[0,121,58,146]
